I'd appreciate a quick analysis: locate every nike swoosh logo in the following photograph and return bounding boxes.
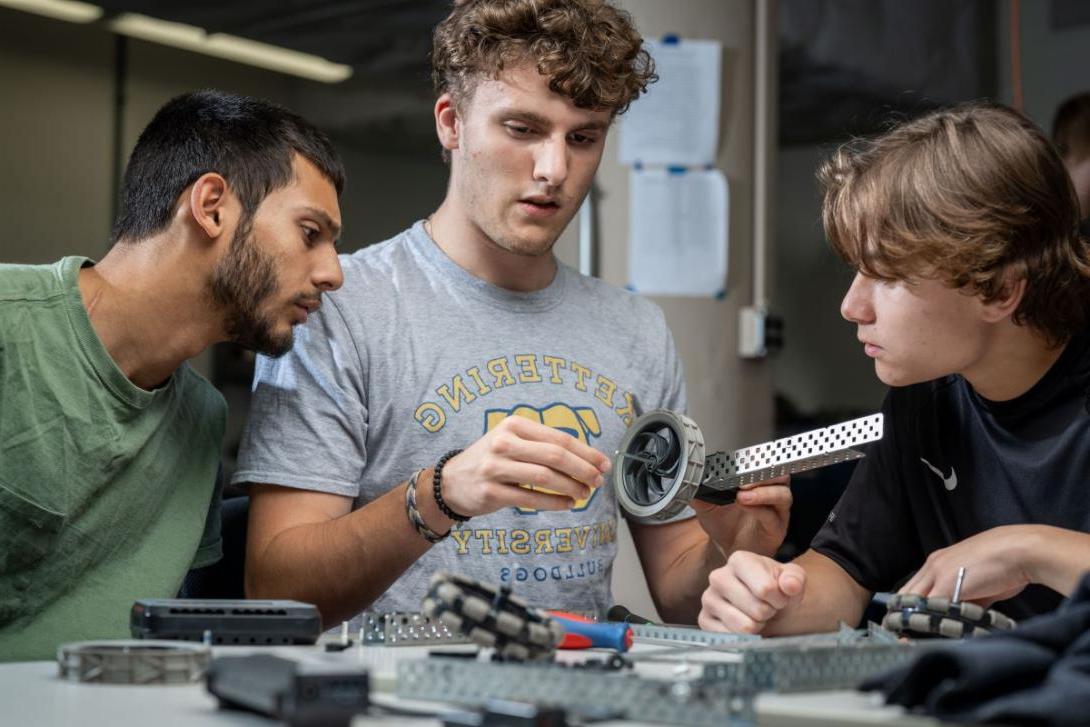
[920,457,957,491]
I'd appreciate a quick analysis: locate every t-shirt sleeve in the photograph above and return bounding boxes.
[232,297,368,497]
[659,320,688,415]
[627,308,694,525]
[191,463,224,569]
[809,390,920,593]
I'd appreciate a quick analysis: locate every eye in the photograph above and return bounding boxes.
[569,133,598,146]
[302,225,320,245]
[505,123,534,137]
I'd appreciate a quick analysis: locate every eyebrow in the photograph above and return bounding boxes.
[505,110,610,133]
[299,206,342,239]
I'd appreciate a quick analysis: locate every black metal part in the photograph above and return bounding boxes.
[442,700,571,727]
[694,451,742,505]
[206,654,369,727]
[130,598,322,645]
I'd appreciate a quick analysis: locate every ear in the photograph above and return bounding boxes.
[187,172,231,241]
[435,92,460,152]
[980,267,1026,323]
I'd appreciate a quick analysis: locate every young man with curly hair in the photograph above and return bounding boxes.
[698,103,1090,636]
[235,0,791,626]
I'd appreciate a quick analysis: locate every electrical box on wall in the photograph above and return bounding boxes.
[738,306,784,359]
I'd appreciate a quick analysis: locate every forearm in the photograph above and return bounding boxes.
[247,471,453,624]
[1023,525,1090,596]
[761,549,871,636]
[649,538,728,623]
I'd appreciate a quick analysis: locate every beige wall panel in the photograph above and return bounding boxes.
[0,10,114,263]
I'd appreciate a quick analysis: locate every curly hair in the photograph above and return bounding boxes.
[818,102,1090,345]
[431,0,656,116]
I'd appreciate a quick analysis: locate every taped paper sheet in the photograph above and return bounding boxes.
[628,167,728,297]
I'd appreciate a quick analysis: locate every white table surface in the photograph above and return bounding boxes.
[1,642,941,727]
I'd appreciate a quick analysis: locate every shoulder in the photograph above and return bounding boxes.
[563,267,670,334]
[334,226,422,298]
[0,258,75,303]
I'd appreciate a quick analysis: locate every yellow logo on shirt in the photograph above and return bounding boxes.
[485,403,602,513]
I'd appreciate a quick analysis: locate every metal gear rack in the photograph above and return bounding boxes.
[615,410,883,521]
[396,657,756,726]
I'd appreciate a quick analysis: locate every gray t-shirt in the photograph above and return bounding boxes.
[234,221,687,618]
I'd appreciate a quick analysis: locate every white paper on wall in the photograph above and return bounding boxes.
[619,38,722,167]
[628,167,729,297]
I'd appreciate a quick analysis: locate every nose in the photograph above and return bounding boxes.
[533,136,569,188]
[840,272,875,324]
[314,245,344,292]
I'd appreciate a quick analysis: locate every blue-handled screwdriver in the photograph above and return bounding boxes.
[550,611,633,652]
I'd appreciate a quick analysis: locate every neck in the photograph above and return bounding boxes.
[962,322,1068,402]
[79,237,224,390]
[427,199,558,293]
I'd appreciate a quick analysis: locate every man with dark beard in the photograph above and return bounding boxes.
[0,90,344,661]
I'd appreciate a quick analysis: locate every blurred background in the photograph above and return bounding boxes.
[2,0,1088,615]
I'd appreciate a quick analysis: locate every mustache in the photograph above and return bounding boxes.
[292,293,322,307]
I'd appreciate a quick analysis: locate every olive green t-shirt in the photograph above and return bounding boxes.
[0,256,225,662]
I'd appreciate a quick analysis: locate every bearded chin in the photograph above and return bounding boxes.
[210,221,294,357]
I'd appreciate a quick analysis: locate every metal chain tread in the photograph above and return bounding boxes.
[422,571,564,661]
[882,594,1016,638]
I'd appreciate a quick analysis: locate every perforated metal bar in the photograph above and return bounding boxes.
[396,658,756,726]
[702,413,883,491]
[359,612,471,646]
[629,623,760,647]
[701,640,927,693]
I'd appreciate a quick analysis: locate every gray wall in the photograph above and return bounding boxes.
[771,145,884,415]
[999,0,1090,132]
[0,9,115,263]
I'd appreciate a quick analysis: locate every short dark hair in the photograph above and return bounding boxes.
[110,90,345,244]
[820,102,1090,345]
[1052,92,1090,161]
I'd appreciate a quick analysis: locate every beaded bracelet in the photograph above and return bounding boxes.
[405,468,449,543]
[433,449,471,522]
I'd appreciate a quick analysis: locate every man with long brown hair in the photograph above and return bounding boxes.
[234,0,791,627]
[699,102,1090,635]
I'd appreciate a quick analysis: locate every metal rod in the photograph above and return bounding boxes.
[952,567,967,605]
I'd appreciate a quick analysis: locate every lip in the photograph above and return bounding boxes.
[293,299,319,324]
[518,197,561,218]
[860,340,882,358]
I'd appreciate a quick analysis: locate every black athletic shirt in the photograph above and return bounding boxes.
[811,327,1090,621]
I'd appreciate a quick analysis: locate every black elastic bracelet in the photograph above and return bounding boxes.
[433,448,470,522]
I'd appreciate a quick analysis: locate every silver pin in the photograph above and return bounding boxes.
[951,566,967,604]
[340,621,350,646]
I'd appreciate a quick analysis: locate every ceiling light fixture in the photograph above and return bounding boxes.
[0,0,102,23]
[107,13,353,84]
